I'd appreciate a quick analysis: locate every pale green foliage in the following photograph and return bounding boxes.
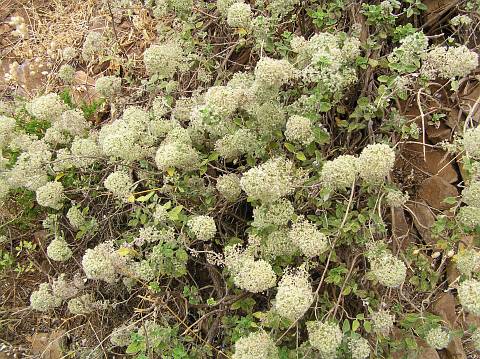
[425,326,450,349]
[232,331,278,359]
[388,32,428,71]
[47,237,72,262]
[274,268,313,321]
[307,321,343,357]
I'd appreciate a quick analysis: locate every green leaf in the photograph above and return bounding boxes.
[319,101,332,112]
[342,319,351,333]
[168,205,184,221]
[296,152,307,161]
[377,75,390,83]
[136,190,155,202]
[352,319,360,332]
[284,142,296,153]
[364,320,372,333]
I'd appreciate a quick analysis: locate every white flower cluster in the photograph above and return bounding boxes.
[232,331,278,359]
[458,279,480,315]
[110,325,134,347]
[307,321,343,357]
[204,85,240,118]
[216,173,242,202]
[225,246,277,293]
[388,32,428,71]
[56,109,91,138]
[67,205,86,229]
[215,129,257,160]
[0,115,16,147]
[52,274,82,300]
[425,326,450,350]
[369,249,406,288]
[320,154,358,189]
[188,215,217,241]
[68,293,108,315]
[349,336,371,359]
[458,206,480,228]
[217,0,239,15]
[30,283,62,312]
[153,204,168,223]
[82,31,105,61]
[462,181,480,207]
[71,136,101,168]
[285,115,314,145]
[274,267,313,321]
[62,46,76,62]
[27,93,66,121]
[423,45,478,79]
[36,181,64,210]
[471,329,480,351]
[463,127,480,159]
[95,76,122,98]
[260,231,298,258]
[104,171,134,201]
[99,106,156,162]
[254,57,295,89]
[251,101,286,133]
[47,237,72,262]
[288,218,328,258]
[454,249,480,277]
[155,140,200,172]
[82,241,126,283]
[371,308,395,335]
[58,64,75,84]
[252,199,294,229]
[385,188,409,207]
[292,33,360,100]
[450,15,472,27]
[240,157,298,203]
[358,144,396,184]
[143,42,184,79]
[227,2,252,28]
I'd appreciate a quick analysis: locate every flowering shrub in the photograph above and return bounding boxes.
[1,0,480,357]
